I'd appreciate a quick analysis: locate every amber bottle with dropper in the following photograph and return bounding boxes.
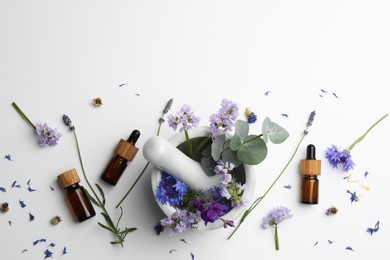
[300,144,321,204]
[101,130,140,186]
[57,169,96,222]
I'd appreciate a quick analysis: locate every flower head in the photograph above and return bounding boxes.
[261,206,293,229]
[325,145,355,171]
[168,105,200,133]
[193,199,228,225]
[245,108,258,124]
[221,218,235,228]
[62,114,75,131]
[155,173,188,206]
[160,208,200,236]
[35,122,62,146]
[209,99,239,138]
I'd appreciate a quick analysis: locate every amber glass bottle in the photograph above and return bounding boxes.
[57,169,96,222]
[300,144,321,204]
[101,130,140,186]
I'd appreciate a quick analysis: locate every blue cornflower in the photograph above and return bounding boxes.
[209,99,239,138]
[347,190,359,203]
[325,145,355,171]
[167,105,200,133]
[261,206,293,250]
[366,221,380,235]
[155,173,188,206]
[160,209,200,236]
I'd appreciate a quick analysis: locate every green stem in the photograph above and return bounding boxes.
[242,134,263,145]
[73,130,126,247]
[274,225,279,250]
[184,130,193,157]
[228,132,307,240]
[192,136,212,158]
[348,114,388,151]
[12,102,36,129]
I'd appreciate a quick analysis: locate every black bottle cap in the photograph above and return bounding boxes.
[306,144,316,160]
[127,130,140,145]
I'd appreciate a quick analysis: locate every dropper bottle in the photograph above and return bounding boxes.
[101,130,140,186]
[300,144,321,204]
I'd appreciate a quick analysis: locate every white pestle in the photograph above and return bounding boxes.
[143,136,220,190]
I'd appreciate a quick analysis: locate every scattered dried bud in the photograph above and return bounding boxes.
[325,206,338,216]
[1,202,9,213]
[50,215,62,225]
[92,97,103,108]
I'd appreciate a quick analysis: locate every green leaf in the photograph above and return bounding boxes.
[262,117,271,143]
[221,149,242,166]
[201,156,217,176]
[95,183,106,206]
[85,189,100,206]
[237,135,268,165]
[120,227,137,234]
[101,212,116,230]
[98,222,115,234]
[115,207,124,230]
[267,122,289,144]
[211,134,225,161]
[230,120,249,151]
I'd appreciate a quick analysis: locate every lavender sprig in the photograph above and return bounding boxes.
[62,114,136,247]
[228,111,316,240]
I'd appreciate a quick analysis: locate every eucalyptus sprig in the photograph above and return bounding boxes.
[62,115,136,247]
[228,111,316,240]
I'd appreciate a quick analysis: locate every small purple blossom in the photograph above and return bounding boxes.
[261,206,293,229]
[366,221,380,235]
[347,190,359,203]
[221,218,235,228]
[261,206,293,251]
[160,209,200,236]
[325,145,355,171]
[35,122,62,146]
[155,173,188,206]
[214,160,235,175]
[168,105,200,133]
[193,199,228,225]
[209,99,239,138]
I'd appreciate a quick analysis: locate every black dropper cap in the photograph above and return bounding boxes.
[127,130,140,145]
[306,144,316,160]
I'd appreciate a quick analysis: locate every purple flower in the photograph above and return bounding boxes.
[221,218,235,228]
[193,199,227,225]
[155,173,188,206]
[160,209,200,236]
[62,114,75,131]
[209,99,239,138]
[35,122,61,146]
[214,160,235,175]
[261,206,293,229]
[261,206,293,251]
[168,105,200,133]
[325,145,355,171]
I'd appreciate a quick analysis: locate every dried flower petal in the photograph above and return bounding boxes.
[191,252,195,260]
[33,239,46,246]
[283,184,292,189]
[35,122,62,146]
[62,247,68,255]
[347,190,359,203]
[313,241,318,246]
[4,154,13,161]
[19,199,26,208]
[62,115,75,131]
[328,240,334,244]
[366,221,380,235]
[29,212,35,221]
[48,243,56,247]
[281,113,288,118]
[169,249,177,254]
[12,181,21,188]
[333,92,340,98]
[0,187,6,192]
[118,83,127,87]
[264,91,271,96]
[345,246,354,251]
[44,249,53,259]
[180,238,188,244]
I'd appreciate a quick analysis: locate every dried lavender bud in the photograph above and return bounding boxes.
[304,111,316,135]
[1,202,9,213]
[162,99,173,114]
[50,215,62,225]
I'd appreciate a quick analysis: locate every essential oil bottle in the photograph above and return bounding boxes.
[57,169,96,222]
[300,144,321,204]
[101,130,140,186]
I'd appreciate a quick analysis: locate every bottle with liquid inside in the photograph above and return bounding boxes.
[57,169,96,222]
[101,130,140,186]
[300,144,321,204]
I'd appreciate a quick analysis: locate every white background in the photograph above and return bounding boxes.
[1,1,389,259]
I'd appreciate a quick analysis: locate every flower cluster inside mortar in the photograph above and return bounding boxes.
[143,99,289,235]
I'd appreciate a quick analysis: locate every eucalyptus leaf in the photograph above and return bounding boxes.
[237,135,268,165]
[230,120,249,151]
[201,144,211,157]
[201,156,217,176]
[221,149,242,167]
[262,117,271,143]
[267,122,289,144]
[211,134,225,161]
